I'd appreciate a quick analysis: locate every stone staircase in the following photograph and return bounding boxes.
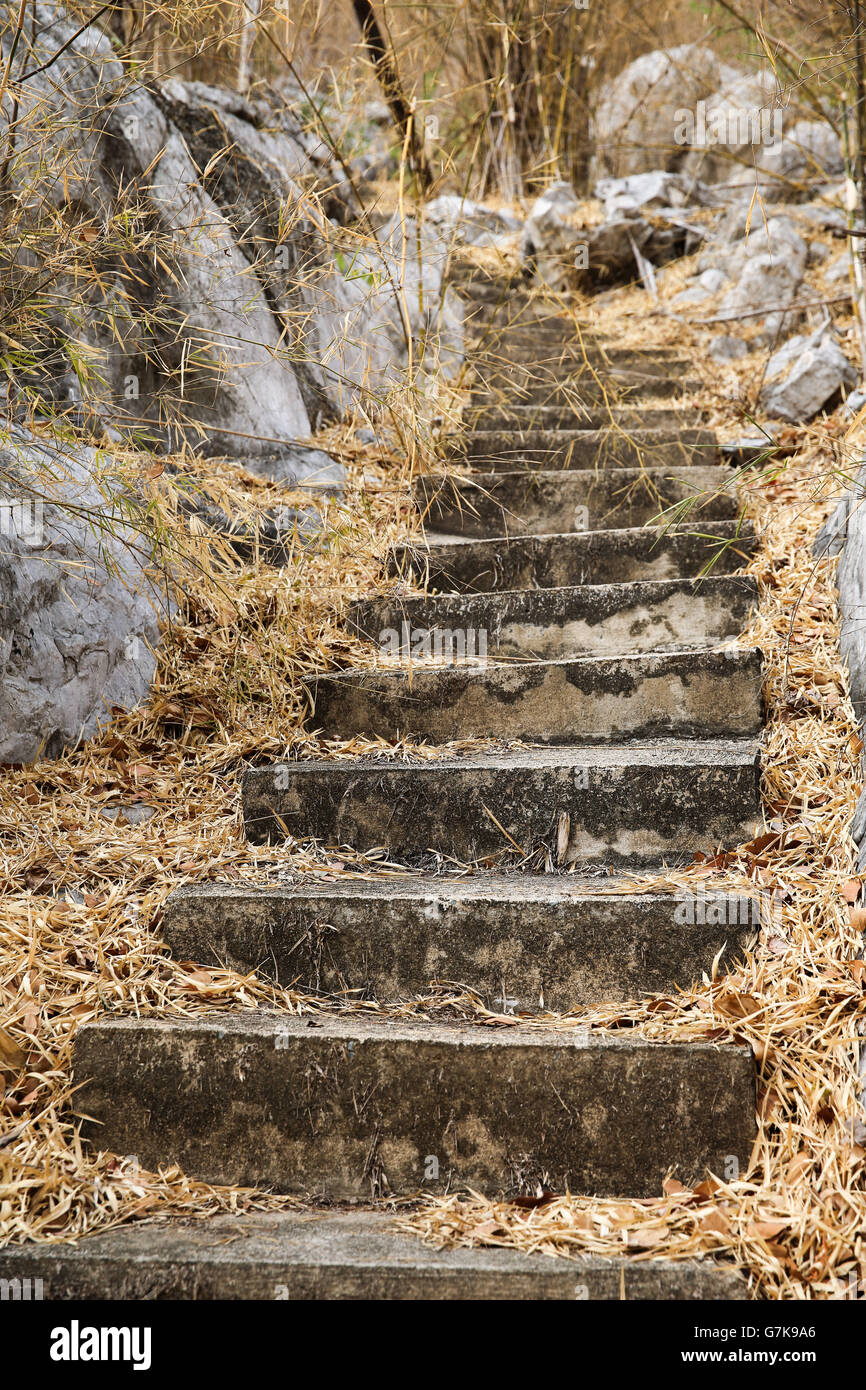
[2,273,764,1299]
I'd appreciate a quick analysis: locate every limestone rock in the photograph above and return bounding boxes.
[760,327,856,422]
[0,428,164,763]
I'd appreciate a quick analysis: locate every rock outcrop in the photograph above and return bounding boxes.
[0,428,164,763]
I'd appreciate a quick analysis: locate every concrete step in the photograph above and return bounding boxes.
[310,649,763,746]
[163,875,761,1008]
[242,737,761,866]
[73,1013,757,1199]
[0,1210,748,1299]
[349,575,759,660]
[450,428,719,471]
[470,371,702,406]
[415,467,738,538]
[472,347,690,375]
[463,405,705,432]
[389,519,755,593]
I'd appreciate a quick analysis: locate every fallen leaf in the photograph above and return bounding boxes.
[697,1209,730,1236]
[0,1027,26,1072]
[748,1219,788,1240]
[716,992,763,1020]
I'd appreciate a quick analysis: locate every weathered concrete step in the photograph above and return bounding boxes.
[74,1014,757,1199]
[349,575,759,660]
[0,1210,748,1299]
[463,405,705,432]
[471,347,689,375]
[389,519,755,593]
[450,428,718,471]
[163,875,760,1008]
[416,467,737,538]
[470,372,702,406]
[310,649,763,746]
[242,737,761,866]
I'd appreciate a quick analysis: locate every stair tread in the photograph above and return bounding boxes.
[252,734,760,770]
[167,870,752,904]
[0,1210,748,1300]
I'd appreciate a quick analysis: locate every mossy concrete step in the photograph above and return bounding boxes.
[242,738,761,866]
[389,520,755,593]
[449,428,718,471]
[0,1211,748,1299]
[415,466,737,538]
[463,405,705,432]
[163,875,760,1008]
[73,1014,757,1199]
[349,575,758,660]
[310,649,763,746]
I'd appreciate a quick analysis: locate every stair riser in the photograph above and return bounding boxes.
[74,1017,757,1199]
[390,526,755,593]
[451,431,718,471]
[349,577,758,660]
[242,747,761,865]
[416,468,737,537]
[470,350,688,374]
[464,408,704,432]
[163,884,760,1008]
[311,651,763,746]
[470,377,699,406]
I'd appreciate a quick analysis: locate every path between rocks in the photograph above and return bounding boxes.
[2,269,765,1300]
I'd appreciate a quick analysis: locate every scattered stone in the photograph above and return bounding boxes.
[594,170,708,218]
[708,334,748,361]
[100,804,157,825]
[845,388,866,419]
[423,194,522,246]
[520,182,585,288]
[825,255,851,284]
[760,327,856,422]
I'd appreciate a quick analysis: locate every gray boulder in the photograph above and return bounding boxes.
[732,120,844,202]
[422,195,522,246]
[594,43,839,201]
[592,43,738,178]
[828,465,866,728]
[3,6,458,453]
[714,225,808,338]
[0,428,164,763]
[760,327,856,422]
[520,182,584,289]
[102,86,313,453]
[594,170,709,218]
